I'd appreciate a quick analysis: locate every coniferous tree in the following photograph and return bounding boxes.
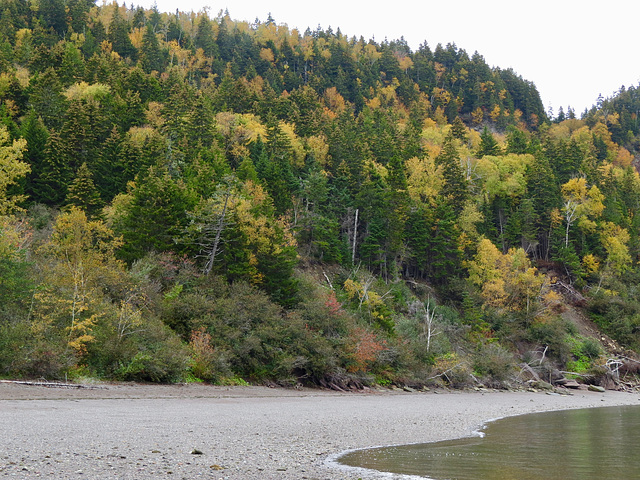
[38,0,67,38]
[28,68,67,130]
[194,13,217,58]
[108,6,137,61]
[435,133,468,214]
[20,110,49,200]
[35,130,72,205]
[140,23,163,73]
[67,0,94,34]
[450,116,468,141]
[65,162,103,217]
[115,166,196,263]
[93,126,124,202]
[477,126,501,157]
[505,126,529,154]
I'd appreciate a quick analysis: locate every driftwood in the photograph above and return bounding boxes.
[517,363,542,382]
[0,380,105,389]
[550,280,587,306]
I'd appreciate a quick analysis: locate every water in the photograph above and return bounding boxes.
[338,405,640,479]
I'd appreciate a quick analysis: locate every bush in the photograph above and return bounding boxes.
[472,343,515,383]
[528,316,572,364]
[106,319,190,383]
[188,327,232,383]
[588,292,640,350]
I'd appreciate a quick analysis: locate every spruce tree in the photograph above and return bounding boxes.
[140,24,163,73]
[435,133,468,213]
[20,110,49,200]
[194,14,217,58]
[108,6,137,61]
[65,162,103,217]
[477,126,501,157]
[35,130,72,205]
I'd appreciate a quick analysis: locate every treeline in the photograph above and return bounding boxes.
[0,0,639,386]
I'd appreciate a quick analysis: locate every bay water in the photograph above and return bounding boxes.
[338,404,640,479]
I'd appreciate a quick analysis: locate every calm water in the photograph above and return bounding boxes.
[339,405,640,479]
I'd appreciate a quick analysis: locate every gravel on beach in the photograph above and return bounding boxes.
[1,382,639,479]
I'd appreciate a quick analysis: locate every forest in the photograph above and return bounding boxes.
[1,0,640,389]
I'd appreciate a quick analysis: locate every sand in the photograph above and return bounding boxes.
[1,382,639,479]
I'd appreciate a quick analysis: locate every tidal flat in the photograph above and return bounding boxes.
[1,382,639,479]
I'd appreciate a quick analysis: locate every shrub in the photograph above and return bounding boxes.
[112,319,190,383]
[188,327,232,383]
[472,343,515,383]
[528,316,572,364]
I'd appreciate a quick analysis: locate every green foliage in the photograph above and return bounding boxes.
[472,343,514,383]
[528,316,574,365]
[0,1,639,387]
[588,290,640,350]
[114,166,197,263]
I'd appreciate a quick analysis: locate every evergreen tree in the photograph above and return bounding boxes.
[428,199,462,285]
[93,127,124,202]
[38,0,67,38]
[20,110,49,201]
[477,126,501,157]
[194,13,217,58]
[34,130,72,205]
[450,116,468,141]
[505,126,529,154]
[27,68,67,130]
[67,0,94,34]
[435,134,468,213]
[65,162,103,217]
[108,6,137,61]
[115,166,196,263]
[140,23,163,73]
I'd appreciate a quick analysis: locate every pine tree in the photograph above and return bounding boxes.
[140,23,163,73]
[20,110,49,201]
[65,162,103,217]
[477,126,501,157]
[34,130,72,205]
[194,13,217,58]
[108,6,137,61]
[435,134,468,213]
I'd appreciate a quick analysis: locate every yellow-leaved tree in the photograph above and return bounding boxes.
[467,238,558,315]
[34,207,124,357]
[592,222,632,293]
[0,126,30,215]
[561,177,604,247]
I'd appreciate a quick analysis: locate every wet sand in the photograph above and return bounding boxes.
[1,382,639,479]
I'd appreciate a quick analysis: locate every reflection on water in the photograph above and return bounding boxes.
[339,405,640,479]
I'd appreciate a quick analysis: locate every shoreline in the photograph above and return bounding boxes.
[1,383,639,479]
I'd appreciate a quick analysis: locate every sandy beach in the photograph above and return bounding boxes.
[1,382,639,479]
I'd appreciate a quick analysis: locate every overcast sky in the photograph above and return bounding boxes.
[129,0,640,115]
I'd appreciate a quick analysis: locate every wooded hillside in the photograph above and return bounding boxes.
[1,0,639,388]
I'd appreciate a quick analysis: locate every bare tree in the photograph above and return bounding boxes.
[201,187,231,276]
[410,297,441,352]
[192,177,237,276]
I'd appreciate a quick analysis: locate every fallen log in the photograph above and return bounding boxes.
[0,380,105,389]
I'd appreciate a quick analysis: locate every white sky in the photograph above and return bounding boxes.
[129,0,640,115]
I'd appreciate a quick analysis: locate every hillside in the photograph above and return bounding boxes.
[0,0,639,390]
